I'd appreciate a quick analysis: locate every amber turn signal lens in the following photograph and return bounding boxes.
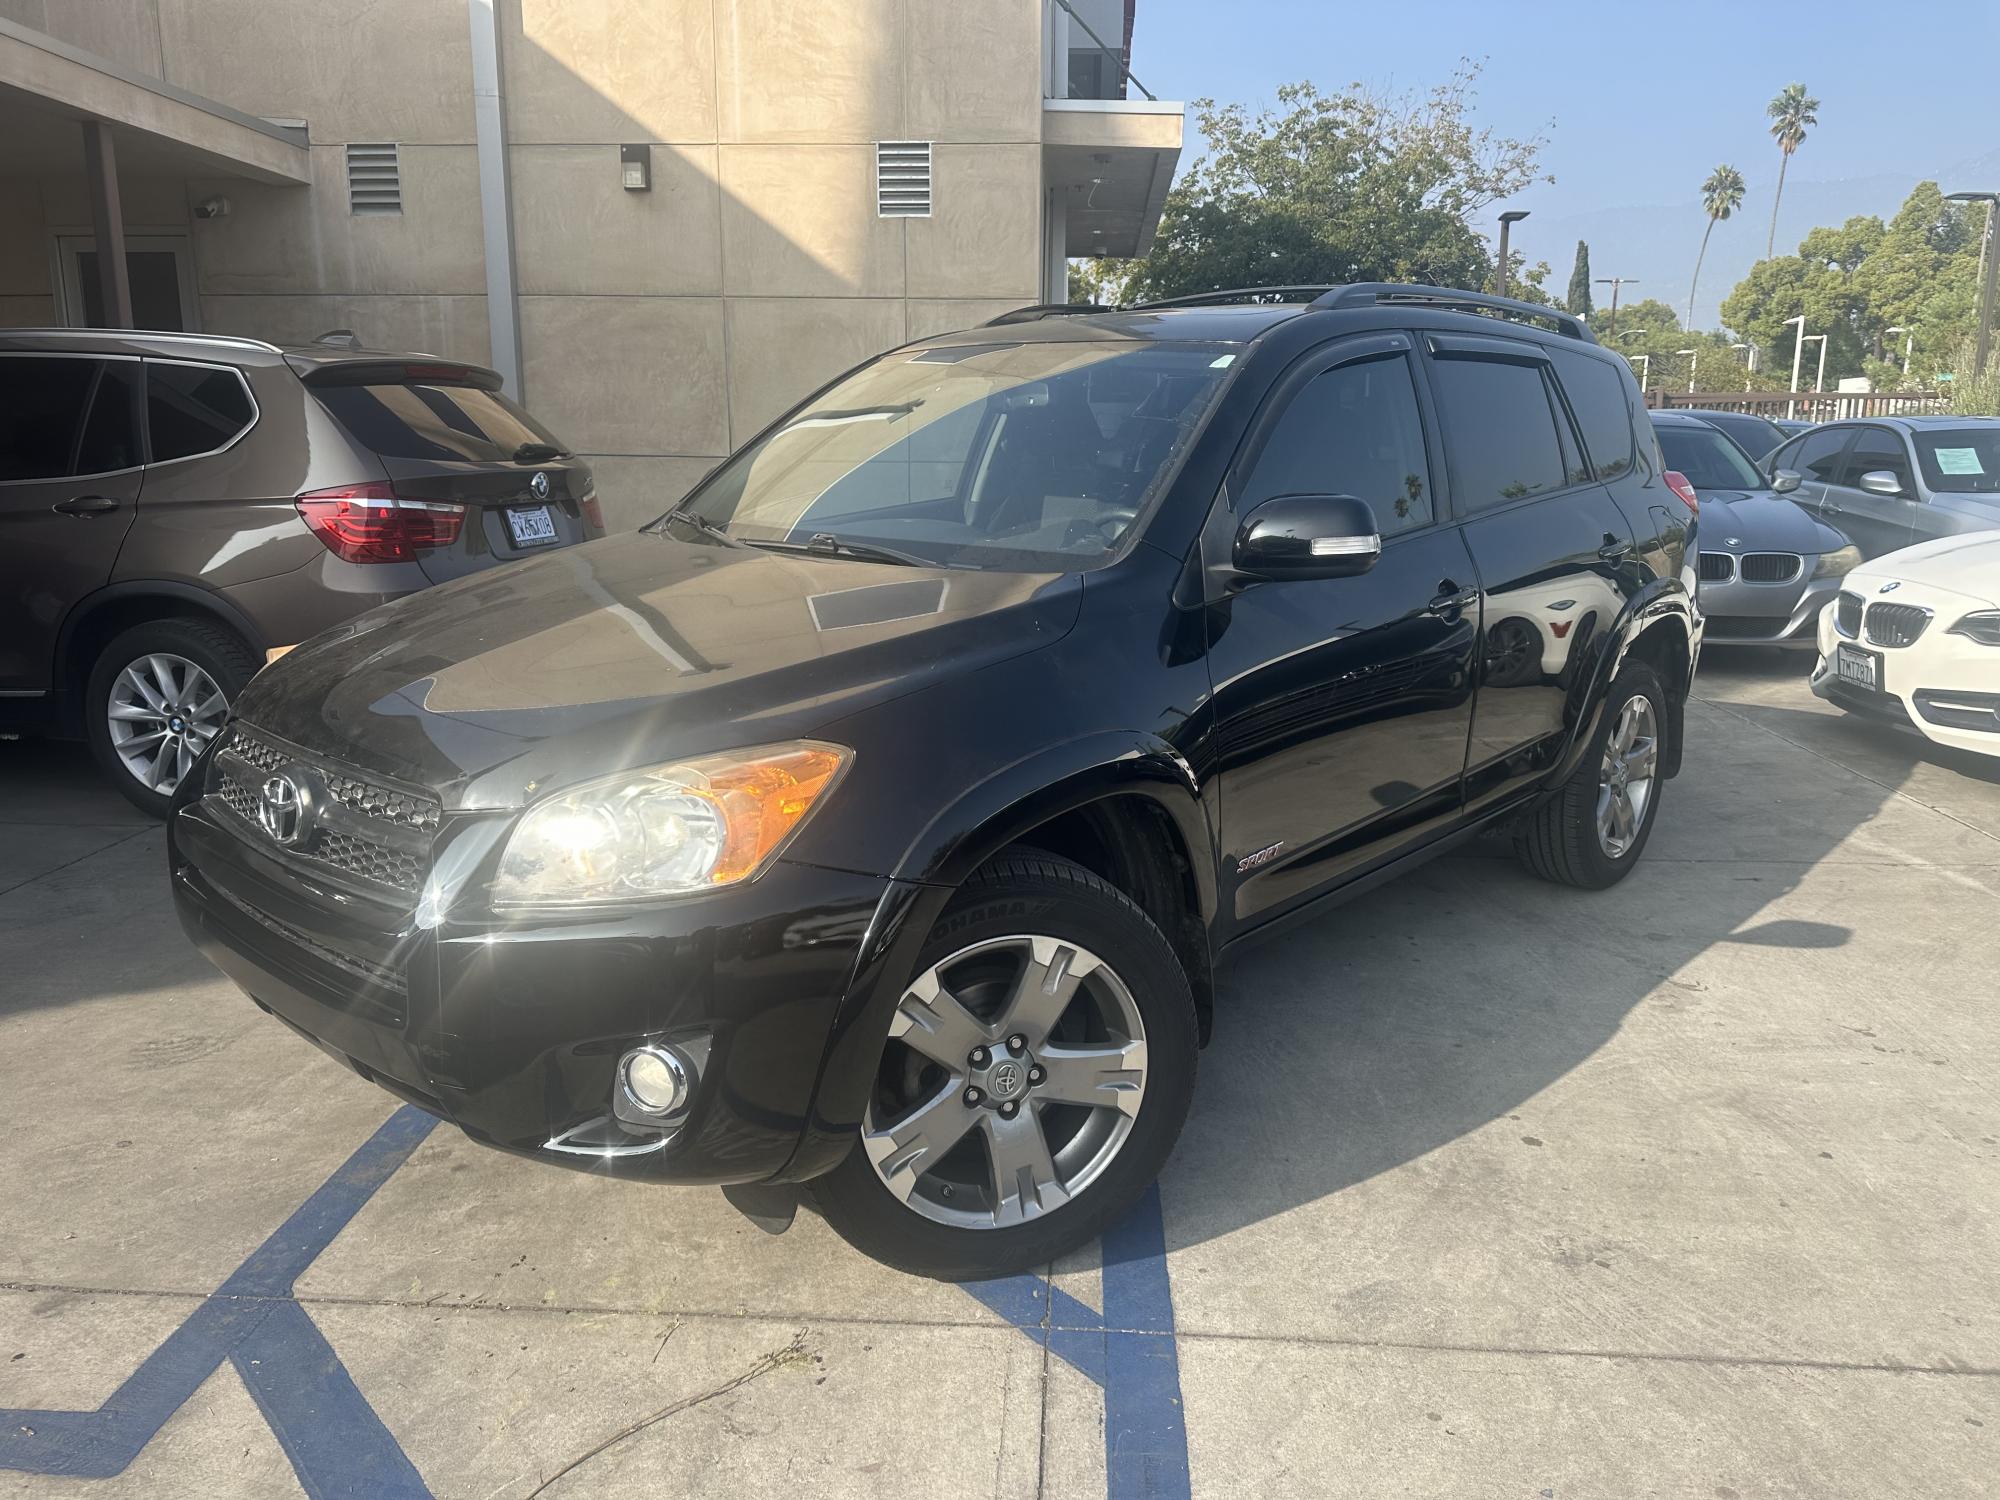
[691,745,849,884]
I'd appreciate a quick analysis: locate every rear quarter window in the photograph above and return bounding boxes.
[1549,348,1637,482]
[147,361,255,463]
[314,382,564,463]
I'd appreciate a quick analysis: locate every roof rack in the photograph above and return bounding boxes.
[981,303,1111,326]
[1126,286,1339,310]
[1312,284,1594,343]
[0,327,286,354]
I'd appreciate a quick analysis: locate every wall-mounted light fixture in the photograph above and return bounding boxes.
[620,144,651,192]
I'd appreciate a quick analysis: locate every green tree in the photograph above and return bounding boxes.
[1117,63,1551,303]
[1687,164,1746,329]
[1566,240,1592,317]
[1764,83,1820,259]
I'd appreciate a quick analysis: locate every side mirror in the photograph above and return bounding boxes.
[1858,469,1904,497]
[1769,468,1803,494]
[1233,494,1381,580]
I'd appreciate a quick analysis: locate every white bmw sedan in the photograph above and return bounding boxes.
[1814,530,2000,760]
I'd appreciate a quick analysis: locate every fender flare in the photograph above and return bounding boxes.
[1550,578,1697,785]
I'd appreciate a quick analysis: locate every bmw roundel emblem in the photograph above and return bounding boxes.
[530,470,551,500]
[1878,580,1901,593]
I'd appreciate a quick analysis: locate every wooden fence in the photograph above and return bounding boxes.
[1646,389,1949,420]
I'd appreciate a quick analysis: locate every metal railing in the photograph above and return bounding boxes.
[1648,389,1949,419]
[1048,0,1154,101]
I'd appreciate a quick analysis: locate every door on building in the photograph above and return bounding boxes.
[54,234,200,332]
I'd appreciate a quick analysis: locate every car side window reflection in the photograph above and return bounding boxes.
[1240,355,1434,535]
[1838,427,1915,494]
[1784,427,1851,485]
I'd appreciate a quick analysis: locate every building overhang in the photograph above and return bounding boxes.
[0,16,309,185]
[1043,97,1182,259]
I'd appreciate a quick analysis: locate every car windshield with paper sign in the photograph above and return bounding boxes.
[1913,428,2000,493]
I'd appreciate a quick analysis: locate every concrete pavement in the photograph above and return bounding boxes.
[1,652,1996,1497]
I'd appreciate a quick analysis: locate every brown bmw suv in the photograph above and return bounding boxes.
[0,329,601,814]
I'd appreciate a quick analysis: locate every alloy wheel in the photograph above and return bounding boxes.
[863,935,1148,1231]
[1595,692,1658,859]
[106,653,228,797]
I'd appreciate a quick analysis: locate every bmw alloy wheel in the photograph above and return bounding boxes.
[107,653,228,796]
[863,935,1148,1230]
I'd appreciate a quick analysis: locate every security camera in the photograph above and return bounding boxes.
[193,195,231,220]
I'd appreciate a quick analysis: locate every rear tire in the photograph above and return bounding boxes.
[1513,662,1667,890]
[810,851,1197,1280]
[86,618,257,818]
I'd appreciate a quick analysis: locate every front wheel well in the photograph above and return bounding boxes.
[991,795,1214,1044]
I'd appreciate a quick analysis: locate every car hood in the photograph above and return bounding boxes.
[1694,490,1845,553]
[232,531,1083,808]
[1848,529,2000,609]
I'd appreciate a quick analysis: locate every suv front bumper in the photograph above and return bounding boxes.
[169,791,899,1184]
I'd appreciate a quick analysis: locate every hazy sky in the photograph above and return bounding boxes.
[1129,0,1999,279]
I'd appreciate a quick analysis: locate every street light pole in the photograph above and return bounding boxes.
[1496,208,1529,299]
[1731,342,1755,391]
[1783,314,1807,419]
[1594,277,1638,337]
[1631,353,1650,390]
[1885,325,1913,379]
[1677,348,1698,394]
[1804,333,1828,393]
[1946,191,1999,377]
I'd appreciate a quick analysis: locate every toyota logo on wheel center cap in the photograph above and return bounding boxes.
[987,1061,1026,1101]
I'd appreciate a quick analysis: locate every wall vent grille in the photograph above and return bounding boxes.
[346,143,402,214]
[876,141,932,218]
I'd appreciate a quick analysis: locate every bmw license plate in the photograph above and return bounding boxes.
[1835,643,1879,691]
[506,505,558,547]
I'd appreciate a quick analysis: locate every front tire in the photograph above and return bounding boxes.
[811,852,1198,1280]
[86,618,256,818]
[1513,662,1668,890]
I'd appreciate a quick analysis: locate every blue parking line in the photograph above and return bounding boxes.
[5,1105,1192,1498]
[0,1106,438,1489]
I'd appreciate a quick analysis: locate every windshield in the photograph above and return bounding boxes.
[667,340,1234,570]
[1655,423,1764,490]
[1913,427,2000,494]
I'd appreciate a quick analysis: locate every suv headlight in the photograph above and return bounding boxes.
[1812,545,1863,580]
[492,741,850,909]
[1948,610,2000,646]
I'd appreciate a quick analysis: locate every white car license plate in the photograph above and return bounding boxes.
[1835,642,1878,691]
[506,505,558,547]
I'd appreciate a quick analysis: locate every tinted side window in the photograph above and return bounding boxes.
[1783,428,1850,484]
[147,362,255,463]
[1837,427,1914,493]
[77,362,142,475]
[1549,348,1637,482]
[1430,355,1567,509]
[1241,354,1434,536]
[0,356,97,481]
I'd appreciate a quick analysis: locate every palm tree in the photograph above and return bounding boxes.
[1764,83,1820,258]
[1688,164,1746,329]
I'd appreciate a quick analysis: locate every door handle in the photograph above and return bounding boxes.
[1820,497,1843,516]
[1427,583,1478,617]
[54,494,120,517]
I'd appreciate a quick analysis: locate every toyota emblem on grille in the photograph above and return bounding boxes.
[258,773,309,846]
[1879,580,1901,593]
[530,471,550,499]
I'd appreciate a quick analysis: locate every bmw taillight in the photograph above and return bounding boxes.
[578,489,605,533]
[296,482,466,563]
[1664,470,1700,515]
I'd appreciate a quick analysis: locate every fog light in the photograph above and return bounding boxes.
[618,1045,691,1119]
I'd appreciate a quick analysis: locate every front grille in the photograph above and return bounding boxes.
[206,727,437,898]
[1698,552,1734,583]
[1739,552,1801,584]
[1835,591,1863,637]
[1864,601,1931,648]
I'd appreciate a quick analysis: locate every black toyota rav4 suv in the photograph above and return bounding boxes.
[169,285,1700,1279]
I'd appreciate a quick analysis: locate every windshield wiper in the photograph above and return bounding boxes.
[511,441,568,463]
[745,533,932,568]
[654,506,734,543]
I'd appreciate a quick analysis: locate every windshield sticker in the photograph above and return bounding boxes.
[1934,447,1985,476]
[1209,354,1236,368]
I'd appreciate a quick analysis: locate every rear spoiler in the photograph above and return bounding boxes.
[288,356,505,391]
